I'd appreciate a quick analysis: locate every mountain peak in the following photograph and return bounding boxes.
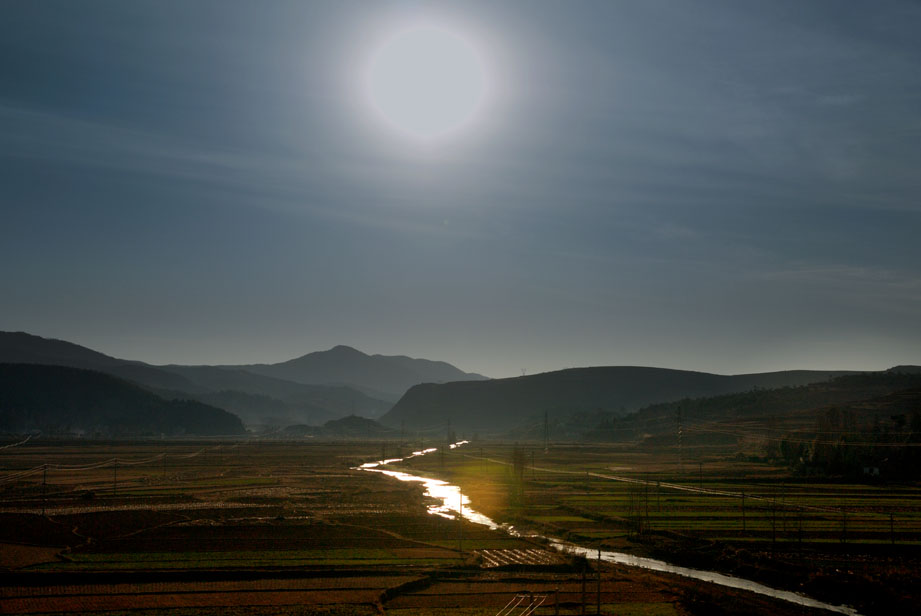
[239,344,487,397]
[888,365,921,374]
[326,345,364,356]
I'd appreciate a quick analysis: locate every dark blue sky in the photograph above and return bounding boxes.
[2,1,920,377]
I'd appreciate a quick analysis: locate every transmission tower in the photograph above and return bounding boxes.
[676,406,684,473]
[543,411,550,453]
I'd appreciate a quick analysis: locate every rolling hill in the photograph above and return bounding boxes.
[0,364,245,436]
[0,332,481,427]
[612,368,921,445]
[231,344,488,399]
[381,366,857,434]
[0,331,201,392]
[281,415,398,440]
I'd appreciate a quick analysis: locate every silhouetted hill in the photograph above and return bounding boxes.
[155,365,392,425]
[591,373,921,478]
[281,415,397,439]
[0,364,245,436]
[889,365,921,374]
[0,332,391,426]
[382,366,856,434]
[617,370,921,443]
[233,345,488,398]
[183,386,390,427]
[0,331,201,392]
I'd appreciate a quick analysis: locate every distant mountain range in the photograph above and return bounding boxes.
[226,344,487,400]
[0,331,487,432]
[381,366,863,434]
[0,364,245,436]
[6,331,917,441]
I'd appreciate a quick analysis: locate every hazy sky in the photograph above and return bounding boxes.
[2,1,920,378]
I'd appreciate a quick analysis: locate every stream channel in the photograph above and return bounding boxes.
[358,441,861,616]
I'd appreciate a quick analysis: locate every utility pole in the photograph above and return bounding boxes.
[41,464,47,516]
[596,548,601,615]
[771,488,777,553]
[781,483,787,534]
[841,506,848,545]
[676,406,684,474]
[644,473,650,530]
[741,490,746,533]
[458,490,463,554]
[543,411,550,453]
[113,460,118,497]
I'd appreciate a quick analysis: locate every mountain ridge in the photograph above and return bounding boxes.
[0,363,245,436]
[381,365,861,434]
[229,344,488,398]
[0,332,484,427]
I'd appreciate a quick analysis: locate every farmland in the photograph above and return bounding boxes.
[1,439,917,615]
[404,442,921,615]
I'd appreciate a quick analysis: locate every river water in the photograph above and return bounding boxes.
[359,442,861,616]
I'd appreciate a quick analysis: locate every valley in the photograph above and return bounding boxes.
[3,437,920,615]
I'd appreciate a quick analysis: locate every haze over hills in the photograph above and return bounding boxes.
[152,364,391,425]
[616,369,921,444]
[0,364,245,436]
[568,370,921,480]
[230,344,488,400]
[381,366,860,434]
[7,331,918,440]
[0,332,484,428]
[0,331,202,392]
[0,332,382,425]
[282,415,398,440]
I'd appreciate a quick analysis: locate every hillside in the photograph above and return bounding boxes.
[611,369,921,446]
[0,331,201,392]
[569,370,921,477]
[381,366,855,434]
[281,415,398,439]
[0,332,392,426]
[154,365,392,425]
[233,345,488,399]
[0,364,245,436]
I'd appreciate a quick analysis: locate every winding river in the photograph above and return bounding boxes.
[359,442,861,616]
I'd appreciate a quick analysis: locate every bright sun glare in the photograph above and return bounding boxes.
[366,25,487,141]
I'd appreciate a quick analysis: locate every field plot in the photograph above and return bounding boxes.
[475,548,562,567]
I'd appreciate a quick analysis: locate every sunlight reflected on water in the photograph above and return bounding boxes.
[356,442,859,616]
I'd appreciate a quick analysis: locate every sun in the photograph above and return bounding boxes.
[365,25,488,141]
